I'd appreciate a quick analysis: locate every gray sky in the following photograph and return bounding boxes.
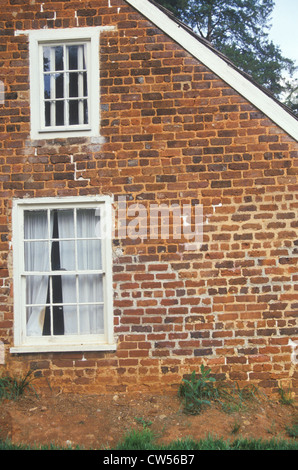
[269,0,298,76]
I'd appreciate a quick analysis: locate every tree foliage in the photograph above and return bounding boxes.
[155,0,297,112]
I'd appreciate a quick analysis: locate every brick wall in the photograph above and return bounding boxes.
[0,0,297,398]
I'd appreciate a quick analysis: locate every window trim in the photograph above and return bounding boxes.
[28,27,101,140]
[11,195,116,354]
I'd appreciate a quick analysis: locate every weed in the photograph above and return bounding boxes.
[230,420,241,435]
[286,417,298,439]
[278,385,294,405]
[178,365,218,414]
[178,365,260,415]
[134,417,152,429]
[0,369,36,401]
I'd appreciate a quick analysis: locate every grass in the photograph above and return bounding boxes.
[1,428,296,451]
[0,370,36,401]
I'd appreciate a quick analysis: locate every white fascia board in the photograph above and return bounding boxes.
[126,0,298,141]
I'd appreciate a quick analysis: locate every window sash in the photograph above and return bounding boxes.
[39,41,90,131]
[11,197,114,352]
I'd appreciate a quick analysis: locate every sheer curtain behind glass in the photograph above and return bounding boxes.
[24,208,103,337]
[58,208,104,335]
[24,211,49,336]
[77,209,103,334]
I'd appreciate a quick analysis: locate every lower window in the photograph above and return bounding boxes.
[11,196,115,353]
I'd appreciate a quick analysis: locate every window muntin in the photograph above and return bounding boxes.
[24,207,103,337]
[41,42,89,130]
[25,27,103,140]
[12,197,114,353]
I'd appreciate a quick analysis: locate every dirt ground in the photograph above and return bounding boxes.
[0,389,297,449]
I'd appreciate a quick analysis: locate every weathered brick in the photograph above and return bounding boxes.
[0,0,297,399]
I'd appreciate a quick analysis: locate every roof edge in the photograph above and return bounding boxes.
[125,0,298,141]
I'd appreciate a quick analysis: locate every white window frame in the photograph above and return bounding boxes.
[11,195,116,354]
[28,27,101,140]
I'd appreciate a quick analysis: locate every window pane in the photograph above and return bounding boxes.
[68,45,78,70]
[69,100,79,125]
[78,274,103,302]
[26,306,47,336]
[83,72,88,96]
[56,241,76,271]
[43,46,51,72]
[63,305,78,334]
[53,209,74,238]
[77,209,98,238]
[77,240,102,270]
[68,45,86,70]
[79,304,104,334]
[69,72,78,97]
[55,46,63,71]
[44,75,51,99]
[84,99,88,124]
[60,274,77,298]
[55,100,64,126]
[26,275,49,305]
[55,73,64,99]
[45,101,51,126]
[25,242,50,272]
[24,210,48,239]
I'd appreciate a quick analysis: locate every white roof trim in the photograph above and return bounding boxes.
[126,0,298,141]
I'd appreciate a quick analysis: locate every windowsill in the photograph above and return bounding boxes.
[10,342,117,354]
[31,129,104,141]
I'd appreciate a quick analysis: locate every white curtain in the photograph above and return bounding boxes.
[24,208,104,337]
[76,209,104,334]
[25,211,49,336]
[58,209,104,335]
[56,210,76,334]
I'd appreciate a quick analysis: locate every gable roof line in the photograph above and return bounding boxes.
[125,0,298,141]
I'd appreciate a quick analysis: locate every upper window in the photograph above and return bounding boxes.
[42,42,89,130]
[28,28,100,140]
[11,196,115,353]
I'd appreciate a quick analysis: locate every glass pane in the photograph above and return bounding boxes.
[25,242,50,272]
[55,73,64,99]
[44,75,51,99]
[43,46,51,72]
[54,209,75,238]
[55,240,76,271]
[24,210,48,239]
[77,209,97,238]
[69,100,79,125]
[45,101,51,126]
[51,275,63,304]
[63,305,78,334]
[60,274,77,303]
[83,72,88,96]
[84,99,88,124]
[55,46,63,71]
[78,274,103,302]
[77,240,102,270]
[69,72,78,97]
[68,45,86,70]
[68,45,78,70]
[55,100,64,126]
[26,306,46,336]
[79,304,104,334]
[26,275,49,304]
